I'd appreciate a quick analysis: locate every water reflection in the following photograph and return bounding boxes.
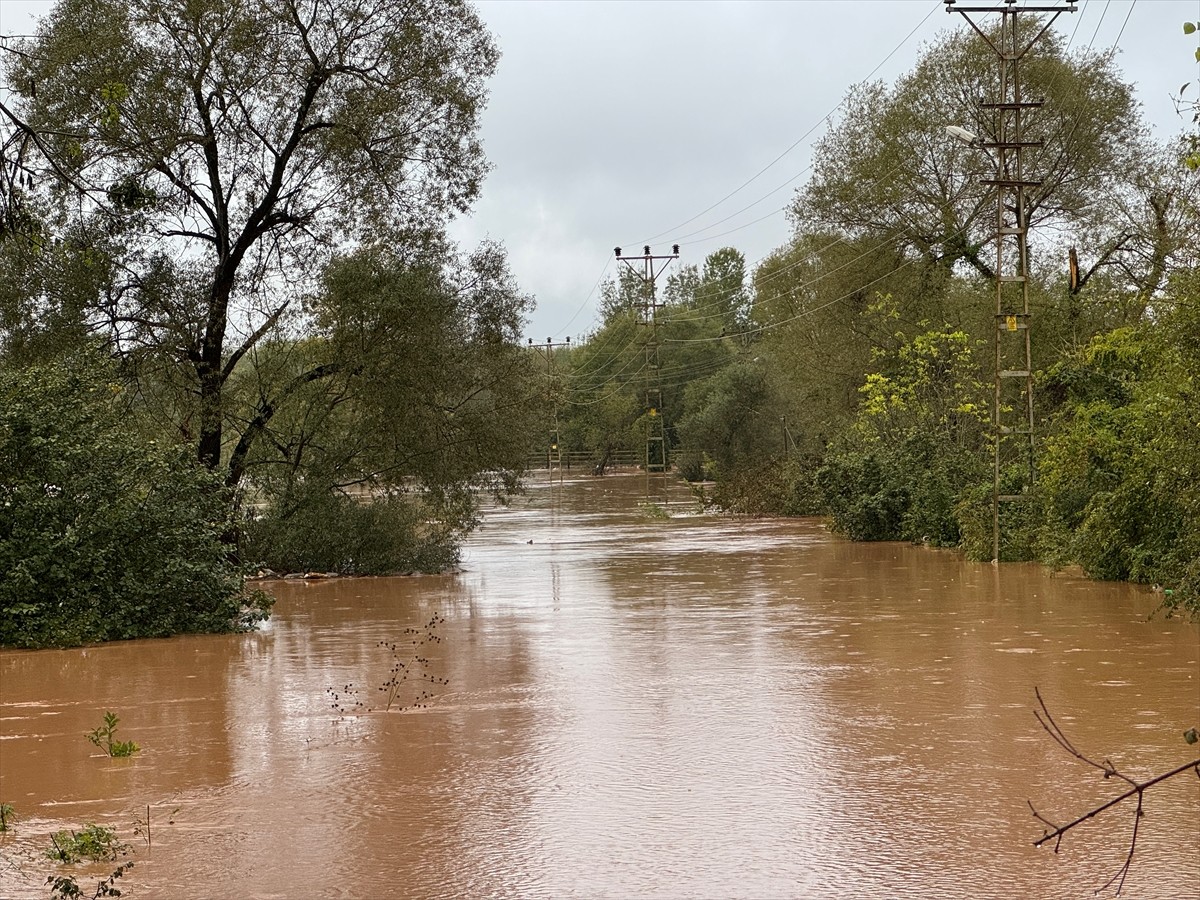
[0,472,1196,898]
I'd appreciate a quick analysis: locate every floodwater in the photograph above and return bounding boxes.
[1,472,1197,899]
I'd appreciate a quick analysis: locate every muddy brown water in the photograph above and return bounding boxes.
[1,473,1197,899]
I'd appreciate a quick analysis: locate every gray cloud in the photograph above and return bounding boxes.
[3,0,1192,341]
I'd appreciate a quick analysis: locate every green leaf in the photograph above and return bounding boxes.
[1184,21,1196,34]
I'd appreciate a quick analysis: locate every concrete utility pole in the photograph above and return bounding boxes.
[615,244,678,491]
[529,336,571,484]
[945,0,1075,564]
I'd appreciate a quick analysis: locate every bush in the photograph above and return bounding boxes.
[45,824,127,863]
[0,359,266,648]
[711,456,825,517]
[816,448,910,541]
[955,470,1042,562]
[815,327,991,545]
[243,481,460,575]
[1036,322,1198,606]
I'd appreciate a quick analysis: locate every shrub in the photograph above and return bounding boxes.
[243,481,460,575]
[0,358,267,648]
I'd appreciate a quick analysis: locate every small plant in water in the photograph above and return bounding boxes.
[327,613,449,716]
[637,499,670,520]
[86,712,139,757]
[326,682,364,716]
[0,802,15,832]
[45,824,128,863]
[47,861,133,899]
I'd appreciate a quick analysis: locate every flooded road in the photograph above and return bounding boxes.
[1,472,1197,898]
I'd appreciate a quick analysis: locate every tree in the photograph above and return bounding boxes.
[557,310,648,474]
[598,266,650,324]
[1,0,500,485]
[228,237,540,573]
[559,251,749,476]
[693,246,751,332]
[793,27,1144,281]
[676,359,774,473]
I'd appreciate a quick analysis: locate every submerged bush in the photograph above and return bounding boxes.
[1035,320,1199,614]
[0,359,266,648]
[816,327,991,546]
[713,456,825,517]
[45,824,127,863]
[243,481,460,575]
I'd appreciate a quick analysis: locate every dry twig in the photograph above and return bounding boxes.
[1028,687,1200,896]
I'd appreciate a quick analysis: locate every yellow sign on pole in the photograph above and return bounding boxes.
[1006,315,1018,332]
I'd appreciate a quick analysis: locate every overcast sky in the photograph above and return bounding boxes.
[2,0,1196,342]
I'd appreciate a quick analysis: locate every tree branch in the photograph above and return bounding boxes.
[221,301,291,383]
[1028,688,1200,896]
[225,361,356,490]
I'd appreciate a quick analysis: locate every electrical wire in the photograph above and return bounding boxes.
[631,0,945,248]
[559,0,1133,392]
[544,1,947,343]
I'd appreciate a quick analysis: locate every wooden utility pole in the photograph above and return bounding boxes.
[615,244,678,492]
[529,336,571,484]
[945,0,1075,563]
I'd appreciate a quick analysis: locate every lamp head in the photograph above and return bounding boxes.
[945,124,980,146]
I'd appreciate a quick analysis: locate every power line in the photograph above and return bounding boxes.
[632,1,945,248]
[560,0,1131,371]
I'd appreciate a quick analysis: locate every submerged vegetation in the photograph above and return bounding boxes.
[0,0,539,647]
[45,825,127,864]
[327,614,449,716]
[550,25,1199,617]
[85,713,139,758]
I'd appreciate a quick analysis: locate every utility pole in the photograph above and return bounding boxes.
[529,336,571,484]
[615,244,679,493]
[945,0,1075,564]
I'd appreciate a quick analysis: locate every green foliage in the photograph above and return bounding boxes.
[243,483,460,576]
[45,825,127,864]
[1036,292,1199,612]
[0,802,14,831]
[817,325,990,545]
[0,358,268,648]
[954,471,1042,563]
[85,712,138,758]
[795,27,1143,281]
[2,0,529,569]
[711,456,825,518]
[233,242,537,573]
[637,500,670,520]
[47,862,133,900]
[817,448,909,541]
[560,248,757,477]
[676,360,775,473]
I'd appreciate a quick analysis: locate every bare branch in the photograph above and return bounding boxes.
[1029,688,1200,896]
